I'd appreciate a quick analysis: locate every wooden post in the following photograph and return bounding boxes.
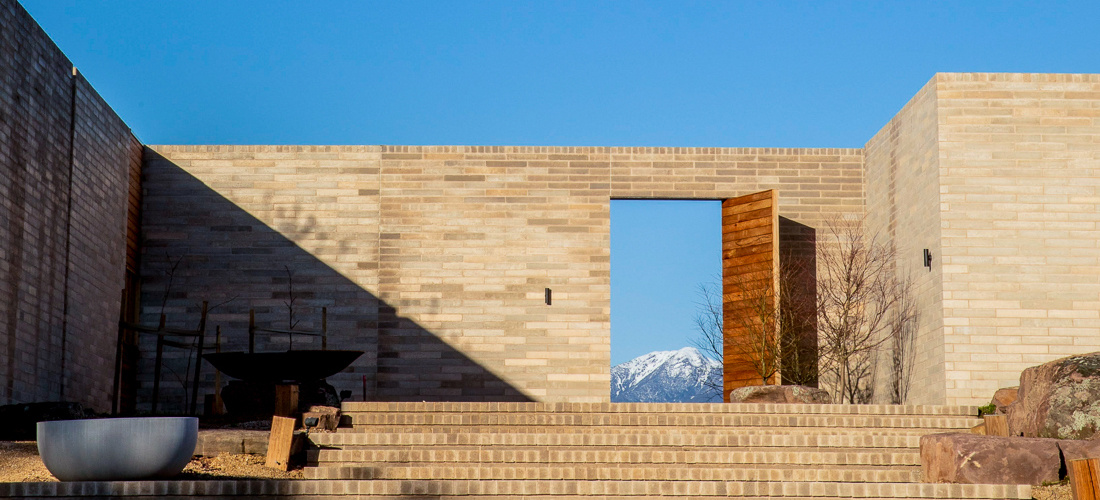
[275,384,299,417]
[189,301,208,416]
[212,326,224,415]
[1070,458,1100,500]
[265,416,296,471]
[321,307,327,351]
[112,320,126,415]
[248,309,256,354]
[151,314,166,414]
[983,414,1009,437]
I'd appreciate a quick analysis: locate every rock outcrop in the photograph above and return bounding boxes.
[1006,352,1100,439]
[727,385,831,404]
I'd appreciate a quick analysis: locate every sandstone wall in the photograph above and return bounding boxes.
[141,146,863,408]
[0,0,139,411]
[936,73,1100,405]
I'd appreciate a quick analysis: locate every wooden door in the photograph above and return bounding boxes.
[721,190,779,400]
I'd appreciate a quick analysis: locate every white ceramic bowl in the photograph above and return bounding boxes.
[37,417,197,481]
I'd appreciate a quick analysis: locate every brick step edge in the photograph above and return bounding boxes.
[343,418,982,430]
[340,402,981,416]
[308,435,925,448]
[0,480,1032,499]
[331,426,971,435]
[301,464,922,482]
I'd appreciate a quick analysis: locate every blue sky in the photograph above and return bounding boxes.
[21,1,1100,365]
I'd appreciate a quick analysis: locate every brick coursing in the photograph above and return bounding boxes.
[141,145,863,409]
[935,73,1100,405]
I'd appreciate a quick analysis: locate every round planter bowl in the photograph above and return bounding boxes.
[37,417,197,481]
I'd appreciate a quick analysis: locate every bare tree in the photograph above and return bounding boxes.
[691,280,725,399]
[816,216,907,404]
[692,260,820,398]
[888,272,919,404]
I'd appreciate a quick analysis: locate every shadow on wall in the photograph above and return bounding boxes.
[136,150,531,412]
[778,216,819,387]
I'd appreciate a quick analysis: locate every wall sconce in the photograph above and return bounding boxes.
[923,249,932,271]
[545,288,552,305]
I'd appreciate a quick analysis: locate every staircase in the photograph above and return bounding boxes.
[303,402,1031,499]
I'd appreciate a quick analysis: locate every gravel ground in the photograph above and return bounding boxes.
[0,442,54,482]
[1032,483,1071,500]
[0,441,301,482]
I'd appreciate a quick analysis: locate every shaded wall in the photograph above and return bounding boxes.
[864,76,944,405]
[0,0,139,411]
[142,146,863,409]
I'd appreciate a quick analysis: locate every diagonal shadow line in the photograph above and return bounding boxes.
[135,150,532,412]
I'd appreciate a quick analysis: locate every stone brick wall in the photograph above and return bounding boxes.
[864,76,946,405]
[0,0,137,411]
[142,145,862,408]
[936,73,1100,405]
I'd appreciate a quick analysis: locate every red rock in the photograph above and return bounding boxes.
[992,386,1019,414]
[1058,438,1100,461]
[727,385,831,404]
[1006,353,1100,439]
[920,433,1062,485]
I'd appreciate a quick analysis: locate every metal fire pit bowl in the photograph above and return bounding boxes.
[37,417,198,481]
[202,350,363,382]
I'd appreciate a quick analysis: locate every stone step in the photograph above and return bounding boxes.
[309,430,926,448]
[309,446,921,467]
[344,413,980,430]
[341,401,981,417]
[0,479,1033,499]
[303,463,923,483]
[333,424,963,436]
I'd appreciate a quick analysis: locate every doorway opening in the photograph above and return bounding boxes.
[609,199,722,402]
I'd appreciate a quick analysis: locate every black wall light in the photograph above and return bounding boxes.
[545,288,552,305]
[923,249,933,270]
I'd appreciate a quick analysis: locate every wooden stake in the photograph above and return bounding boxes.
[265,416,296,471]
[983,414,1009,437]
[151,314,166,414]
[212,326,224,415]
[275,384,299,417]
[1070,458,1100,500]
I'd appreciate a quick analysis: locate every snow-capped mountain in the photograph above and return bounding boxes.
[611,347,723,403]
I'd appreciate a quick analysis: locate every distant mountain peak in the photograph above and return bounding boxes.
[611,347,722,403]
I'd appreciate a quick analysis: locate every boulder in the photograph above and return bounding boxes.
[920,433,1062,485]
[991,386,1019,414]
[302,405,341,431]
[727,385,831,404]
[0,402,87,440]
[1006,352,1100,439]
[1058,438,1100,462]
